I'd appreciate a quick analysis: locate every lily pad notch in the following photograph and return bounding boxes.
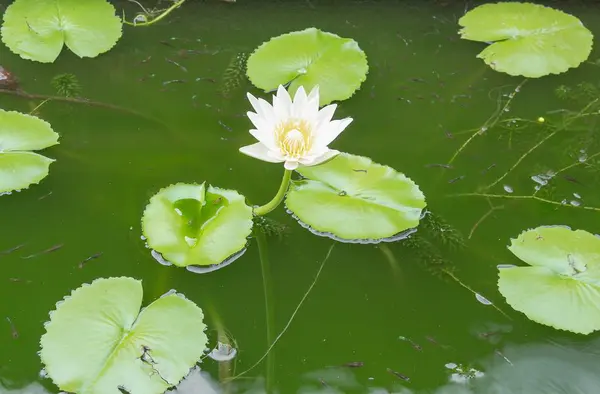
[40,277,208,394]
[141,182,254,273]
[1,0,123,63]
[284,153,427,243]
[246,27,369,106]
[458,2,593,78]
[0,109,59,194]
[498,225,600,334]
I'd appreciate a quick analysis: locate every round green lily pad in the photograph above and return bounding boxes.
[1,0,122,63]
[285,153,426,243]
[499,225,600,334]
[459,2,593,78]
[246,27,369,106]
[0,109,59,194]
[40,277,208,394]
[141,183,253,271]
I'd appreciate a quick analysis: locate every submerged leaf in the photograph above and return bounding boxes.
[1,0,122,63]
[285,153,426,242]
[246,28,368,105]
[498,225,600,334]
[459,2,593,78]
[40,277,208,394]
[0,109,59,193]
[141,183,253,270]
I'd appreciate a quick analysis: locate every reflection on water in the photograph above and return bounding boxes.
[167,337,600,394]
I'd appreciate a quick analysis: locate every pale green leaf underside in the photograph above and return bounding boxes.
[499,225,600,334]
[285,153,426,242]
[0,109,59,193]
[0,152,54,193]
[0,109,59,151]
[40,277,208,394]
[141,183,253,268]
[458,2,593,78]
[1,0,122,63]
[246,27,369,106]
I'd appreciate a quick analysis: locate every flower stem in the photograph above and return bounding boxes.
[254,169,293,216]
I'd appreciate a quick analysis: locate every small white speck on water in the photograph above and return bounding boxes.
[573,193,581,199]
[503,185,513,193]
[570,200,581,207]
[475,293,492,305]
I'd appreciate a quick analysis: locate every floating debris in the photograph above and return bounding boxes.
[342,361,364,368]
[579,150,588,163]
[570,200,581,207]
[208,341,237,362]
[6,317,18,339]
[482,163,496,174]
[21,244,64,259]
[0,244,24,255]
[386,368,410,382]
[503,185,513,193]
[78,252,103,268]
[573,192,582,199]
[398,335,422,351]
[448,175,465,184]
[475,293,492,305]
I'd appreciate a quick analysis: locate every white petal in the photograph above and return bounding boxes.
[249,129,278,151]
[303,85,320,119]
[239,143,283,163]
[273,85,292,121]
[247,111,270,131]
[247,94,276,124]
[284,160,299,170]
[292,86,308,118]
[317,117,353,147]
[316,104,337,128]
[301,149,340,167]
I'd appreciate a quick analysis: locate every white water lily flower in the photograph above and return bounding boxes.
[240,85,353,170]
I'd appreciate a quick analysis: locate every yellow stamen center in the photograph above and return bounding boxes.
[275,119,312,158]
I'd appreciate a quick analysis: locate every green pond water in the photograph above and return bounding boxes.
[2,0,600,393]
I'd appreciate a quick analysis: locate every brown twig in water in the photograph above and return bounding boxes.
[0,89,166,126]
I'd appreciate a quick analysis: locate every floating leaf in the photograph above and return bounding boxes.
[141,183,253,271]
[1,0,122,63]
[0,109,59,193]
[285,153,426,243]
[498,225,600,334]
[246,27,368,106]
[40,277,208,394]
[458,2,593,78]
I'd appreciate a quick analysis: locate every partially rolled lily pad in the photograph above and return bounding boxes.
[40,277,208,394]
[285,153,426,243]
[498,225,600,334]
[141,183,253,271]
[0,109,59,194]
[246,27,369,106]
[1,0,122,63]
[458,2,593,78]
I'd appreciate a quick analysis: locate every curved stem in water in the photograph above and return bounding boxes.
[255,230,275,393]
[254,169,293,216]
[123,0,186,26]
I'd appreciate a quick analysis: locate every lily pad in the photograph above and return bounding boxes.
[40,277,208,394]
[498,225,600,334]
[458,2,593,78]
[285,153,426,243]
[0,109,59,194]
[141,183,253,271]
[1,0,122,63]
[246,27,368,106]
